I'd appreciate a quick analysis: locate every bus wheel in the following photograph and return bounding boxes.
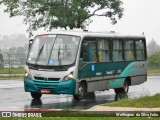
[30,92,42,100]
[123,80,129,93]
[114,80,129,94]
[73,82,85,101]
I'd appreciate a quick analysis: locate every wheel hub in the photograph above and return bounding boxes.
[78,86,84,98]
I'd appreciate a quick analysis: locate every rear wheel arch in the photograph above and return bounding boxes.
[114,77,130,94]
[126,76,131,86]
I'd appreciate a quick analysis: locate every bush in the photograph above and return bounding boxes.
[147,53,160,69]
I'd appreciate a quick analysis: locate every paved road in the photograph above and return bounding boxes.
[0,76,160,111]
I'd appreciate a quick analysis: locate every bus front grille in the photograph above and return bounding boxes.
[34,76,60,81]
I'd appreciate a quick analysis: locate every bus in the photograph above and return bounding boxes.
[24,30,147,100]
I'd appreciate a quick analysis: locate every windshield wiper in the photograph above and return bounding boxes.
[58,45,62,65]
[35,43,45,64]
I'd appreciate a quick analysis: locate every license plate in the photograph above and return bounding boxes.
[41,89,51,94]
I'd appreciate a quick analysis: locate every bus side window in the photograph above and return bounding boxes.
[81,41,97,62]
[124,40,135,61]
[98,39,111,62]
[81,42,89,62]
[112,39,123,61]
[135,39,145,60]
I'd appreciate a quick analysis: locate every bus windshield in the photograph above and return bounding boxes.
[27,34,80,66]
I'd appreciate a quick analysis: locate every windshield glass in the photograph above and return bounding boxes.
[27,34,80,66]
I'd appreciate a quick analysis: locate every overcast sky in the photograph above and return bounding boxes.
[0,0,160,44]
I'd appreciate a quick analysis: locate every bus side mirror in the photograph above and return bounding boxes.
[29,39,33,49]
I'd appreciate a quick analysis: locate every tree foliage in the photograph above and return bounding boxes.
[147,39,160,55]
[0,0,123,36]
[148,53,160,69]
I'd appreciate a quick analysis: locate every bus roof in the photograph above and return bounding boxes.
[35,30,145,39]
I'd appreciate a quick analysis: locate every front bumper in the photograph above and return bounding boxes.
[24,77,76,95]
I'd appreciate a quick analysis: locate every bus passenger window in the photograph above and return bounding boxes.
[98,51,104,61]
[81,42,97,62]
[124,40,135,61]
[112,39,123,61]
[98,39,111,62]
[125,50,135,60]
[135,40,146,60]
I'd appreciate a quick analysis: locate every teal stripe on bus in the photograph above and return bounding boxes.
[109,62,138,87]
[78,61,134,79]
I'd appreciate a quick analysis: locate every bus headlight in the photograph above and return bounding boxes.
[63,72,74,81]
[25,70,32,79]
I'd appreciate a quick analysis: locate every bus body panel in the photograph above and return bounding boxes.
[24,77,76,94]
[78,61,147,92]
[24,64,77,94]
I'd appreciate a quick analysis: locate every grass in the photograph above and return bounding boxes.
[148,69,160,74]
[103,93,160,108]
[0,67,24,74]
[0,67,24,79]
[0,76,23,80]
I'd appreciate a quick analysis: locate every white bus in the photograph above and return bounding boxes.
[24,30,147,100]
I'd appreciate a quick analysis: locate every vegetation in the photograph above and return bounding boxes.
[147,39,160,55]
[103,93,160,108]
[0,0,123,36]
[0,66,24,74]
[148,69,160,75]
[147,53,160,75]
[0,76,23,80]
[147,53,160,69]
[0,66,24,79]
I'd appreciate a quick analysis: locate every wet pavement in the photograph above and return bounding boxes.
[0,76,160,111]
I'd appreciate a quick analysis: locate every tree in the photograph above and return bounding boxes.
[0,0,123,36]
[147,39,160,55]
[15,47,26,65]
[148,53,160,69]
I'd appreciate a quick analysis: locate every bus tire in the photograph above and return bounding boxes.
[114,80,129,94]
[30,92,42,100]
[73,82,85,101]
